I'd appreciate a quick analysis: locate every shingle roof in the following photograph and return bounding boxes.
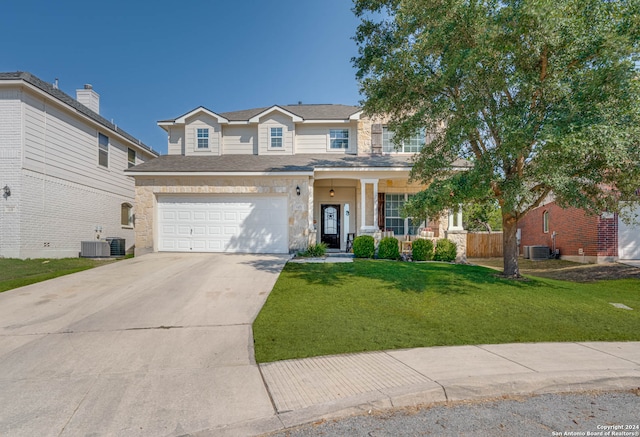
[126,153,470,173]
[161,104,362,124]
[0,72,158,156]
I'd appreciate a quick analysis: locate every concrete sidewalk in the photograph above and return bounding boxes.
[203,341,640,437]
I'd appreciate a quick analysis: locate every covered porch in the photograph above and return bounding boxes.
[309,171,464,253]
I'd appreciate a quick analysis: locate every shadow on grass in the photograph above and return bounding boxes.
[283,259,553,295]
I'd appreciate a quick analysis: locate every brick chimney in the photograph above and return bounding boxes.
[76,84,100,114]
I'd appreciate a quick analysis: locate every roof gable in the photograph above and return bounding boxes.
[248,105,303,123]
[164,106,229,125]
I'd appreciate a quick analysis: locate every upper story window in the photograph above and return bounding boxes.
[197,128,209,149]
[127,148,136,168]
[382,127,425,153]
[270,127,283,148]
[330,129,349,149]
[98,133,109,168]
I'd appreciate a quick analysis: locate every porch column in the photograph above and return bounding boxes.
[448,205,463,231]
[360,178,379,232]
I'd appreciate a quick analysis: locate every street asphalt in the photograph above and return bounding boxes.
[0,253,638,437]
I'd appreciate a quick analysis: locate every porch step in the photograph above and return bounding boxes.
[325,252,355,258]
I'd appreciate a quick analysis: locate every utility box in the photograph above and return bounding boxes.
[105,238,126,257]
[80,241,110,258]
[530,245,550,261]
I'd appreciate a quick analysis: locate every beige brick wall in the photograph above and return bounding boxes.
[134,176,311,255]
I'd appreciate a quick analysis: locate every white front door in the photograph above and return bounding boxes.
[619,203,640,259]
[157,196,288,253]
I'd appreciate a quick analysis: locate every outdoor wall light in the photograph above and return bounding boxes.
[329,188,335,197]
[2,185,10,199]
[296,185,301,196]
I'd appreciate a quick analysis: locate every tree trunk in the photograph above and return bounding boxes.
[502,212,520,278]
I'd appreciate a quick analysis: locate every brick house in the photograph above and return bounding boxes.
[0,72,158,258]
[518,201,640,263]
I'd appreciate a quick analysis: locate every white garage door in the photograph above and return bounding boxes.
[618,203,640,260]
[158,196,288,253]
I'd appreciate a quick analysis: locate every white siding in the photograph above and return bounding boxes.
[295,123,357,154]
[258,114,294,155]
[184,114,221,156]
[22,92,135,198]
[0,88,23,258]
[221,125,257,155]
[167,127,184,155]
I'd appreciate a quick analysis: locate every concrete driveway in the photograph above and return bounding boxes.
[0,253,288,437]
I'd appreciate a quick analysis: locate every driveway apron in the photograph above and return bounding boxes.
[0,253,288,437]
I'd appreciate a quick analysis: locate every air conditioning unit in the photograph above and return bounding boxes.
[530,245,550,261]
[80,241,111,258]
[523,246,531,259]
[105,237,126,257]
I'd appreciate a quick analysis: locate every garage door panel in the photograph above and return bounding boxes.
[158,196,288,253]
[193,211,207,221]
[177,211,191,220]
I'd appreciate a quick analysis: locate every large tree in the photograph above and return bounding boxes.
[353,0,640,277]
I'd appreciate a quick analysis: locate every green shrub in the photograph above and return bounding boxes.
[353,235,375,258]
[411,239,434,261]
[433,239,458,262]
[378,237,400,260]
[299,242,327,258]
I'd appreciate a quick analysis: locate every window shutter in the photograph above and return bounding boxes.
[371,124,383,154]
[378,192,385,230]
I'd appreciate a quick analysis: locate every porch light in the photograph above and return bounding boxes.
[330,180,335,197]
[2,185,10,199]
[296,185,301,196]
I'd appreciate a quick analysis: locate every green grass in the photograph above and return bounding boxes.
[253,260,640,363]
[0,258,114,292]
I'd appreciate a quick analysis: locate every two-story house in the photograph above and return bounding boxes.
[127,105,469,255]
[0,72,158,258]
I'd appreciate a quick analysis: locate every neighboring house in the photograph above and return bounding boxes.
[127,104,469,256]
[518,200,640,263]
[0,72,158,259]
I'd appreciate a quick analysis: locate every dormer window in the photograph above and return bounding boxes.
[270,127,283,148]
[329,129,349,149]
[197,128,209,149]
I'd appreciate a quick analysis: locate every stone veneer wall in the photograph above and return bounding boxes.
[134,176,311,255]
[444,230,469,262]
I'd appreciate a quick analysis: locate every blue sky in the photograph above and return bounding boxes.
[2,0,362,155]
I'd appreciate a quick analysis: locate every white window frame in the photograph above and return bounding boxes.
[127,148,136,168]
[269,127,284,149]
[382,127,425,153]
[328,129,349,150]
[196,128,209,149]
[98,133,109,168]
[121,202,133,228]
[384,193,420,236]
[543,210,549,233]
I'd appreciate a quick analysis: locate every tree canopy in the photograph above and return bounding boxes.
[353,0,640,277]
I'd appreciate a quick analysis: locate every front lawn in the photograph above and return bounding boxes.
[0,258,114,293]
[253,260,640,363]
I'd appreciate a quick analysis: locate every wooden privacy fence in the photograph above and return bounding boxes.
[466,232,503,258]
